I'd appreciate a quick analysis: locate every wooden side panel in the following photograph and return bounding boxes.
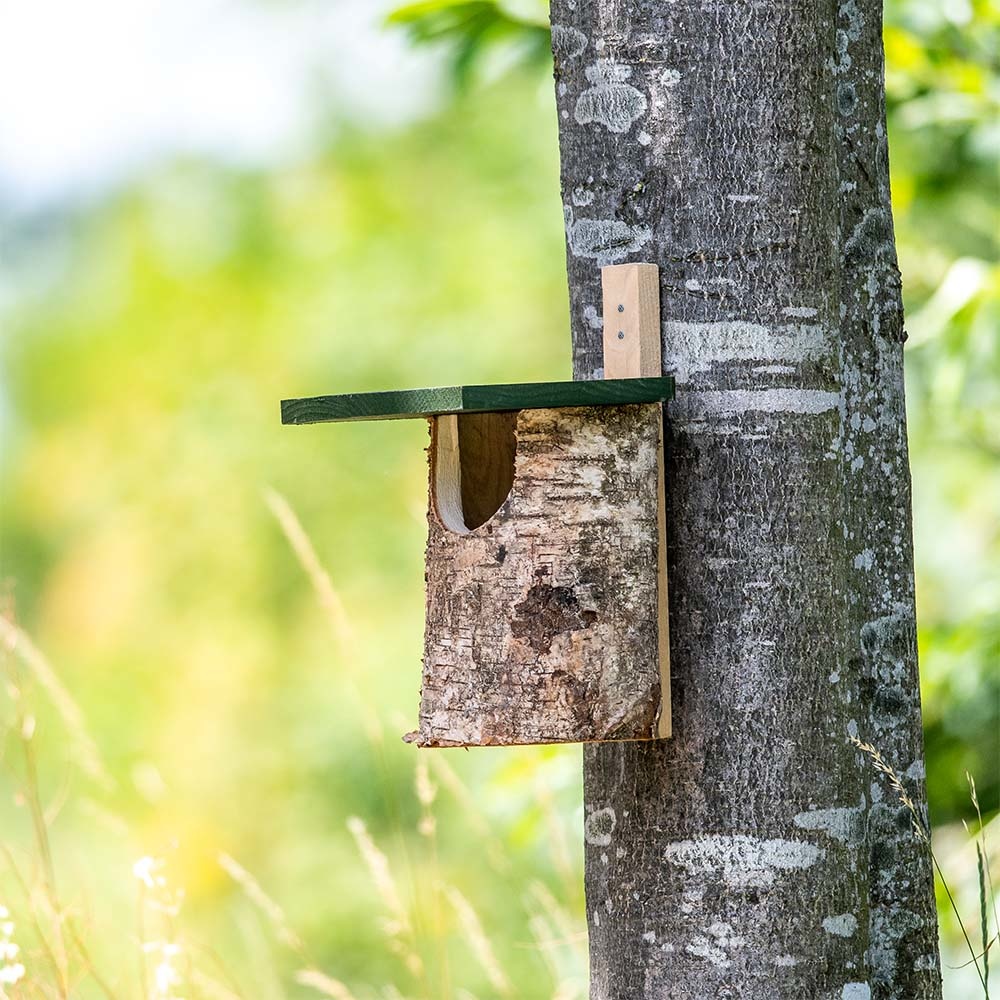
[602,263,672,738]
[417,404,664,747]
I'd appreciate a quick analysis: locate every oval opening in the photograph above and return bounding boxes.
[432,411,517,533]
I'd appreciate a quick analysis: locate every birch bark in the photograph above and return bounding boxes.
[548,1,942,996]
[419,404,664,747]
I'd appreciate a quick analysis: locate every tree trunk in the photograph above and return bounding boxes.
[548,2,942,997]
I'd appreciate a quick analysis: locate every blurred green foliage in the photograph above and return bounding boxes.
[0,0,997,996]
[388,1,550,87]
[882,0,999,825]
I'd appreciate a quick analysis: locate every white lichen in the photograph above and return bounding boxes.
[794,797,865,845]
[568,217,652,265]
[662,835,824,889]
[551,24,588,60]
[684,277,736,295]
[686,922,746,969]
[583,304,603,330]
[678,389,841,419]
[824,913,859,937]
[585,807,617,847]
[663,320,831,384]
[853,549,875,571]
[708,922,745,946]
[869,906,923,985]
[686,935,730,968]
[840,0,865,41]
[575,61,647,134]
[842,984,871,1000]
[679,885,705,915]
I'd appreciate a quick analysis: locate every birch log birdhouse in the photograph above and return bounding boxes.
[281,263,673,747]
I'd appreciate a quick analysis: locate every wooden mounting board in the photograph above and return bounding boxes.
[281,377,674,425]
[602,262,672,739]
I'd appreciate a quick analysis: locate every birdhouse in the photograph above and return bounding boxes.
[281,264,673,747]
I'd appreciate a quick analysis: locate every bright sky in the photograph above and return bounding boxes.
[0,0,437,211]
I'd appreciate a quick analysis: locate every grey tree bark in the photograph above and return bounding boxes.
[548,2,942,997]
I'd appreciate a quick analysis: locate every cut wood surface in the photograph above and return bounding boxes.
[455,411,518,531]
[281,376,674,424]
[417,403,665,747]
[602,263,662,380]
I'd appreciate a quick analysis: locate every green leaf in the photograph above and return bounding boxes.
[388,0,548,27]
[386,0,551,89]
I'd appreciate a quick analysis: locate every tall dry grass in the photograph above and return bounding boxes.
[0,493,589,998]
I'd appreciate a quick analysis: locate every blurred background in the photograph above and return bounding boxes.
[0,0,996,997]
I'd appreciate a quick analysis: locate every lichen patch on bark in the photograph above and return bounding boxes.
[662,835,826,890]
[574,60,647,134]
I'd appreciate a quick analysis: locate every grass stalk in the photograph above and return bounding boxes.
[852,736,988,995]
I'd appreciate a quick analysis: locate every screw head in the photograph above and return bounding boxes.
[617,331,625,340]
[618,304,625,313]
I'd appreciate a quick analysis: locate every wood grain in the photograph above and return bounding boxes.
[602,263,661,380]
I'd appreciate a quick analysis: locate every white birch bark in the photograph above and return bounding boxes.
[419,405,664,747]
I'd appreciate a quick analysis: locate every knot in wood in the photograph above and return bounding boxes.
[512,583,598,654]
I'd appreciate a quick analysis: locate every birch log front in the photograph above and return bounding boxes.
[416,403,666,747]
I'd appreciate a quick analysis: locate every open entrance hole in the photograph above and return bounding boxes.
[432,411,517,533]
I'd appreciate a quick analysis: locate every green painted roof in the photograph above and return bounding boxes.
[281,376,675,425]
